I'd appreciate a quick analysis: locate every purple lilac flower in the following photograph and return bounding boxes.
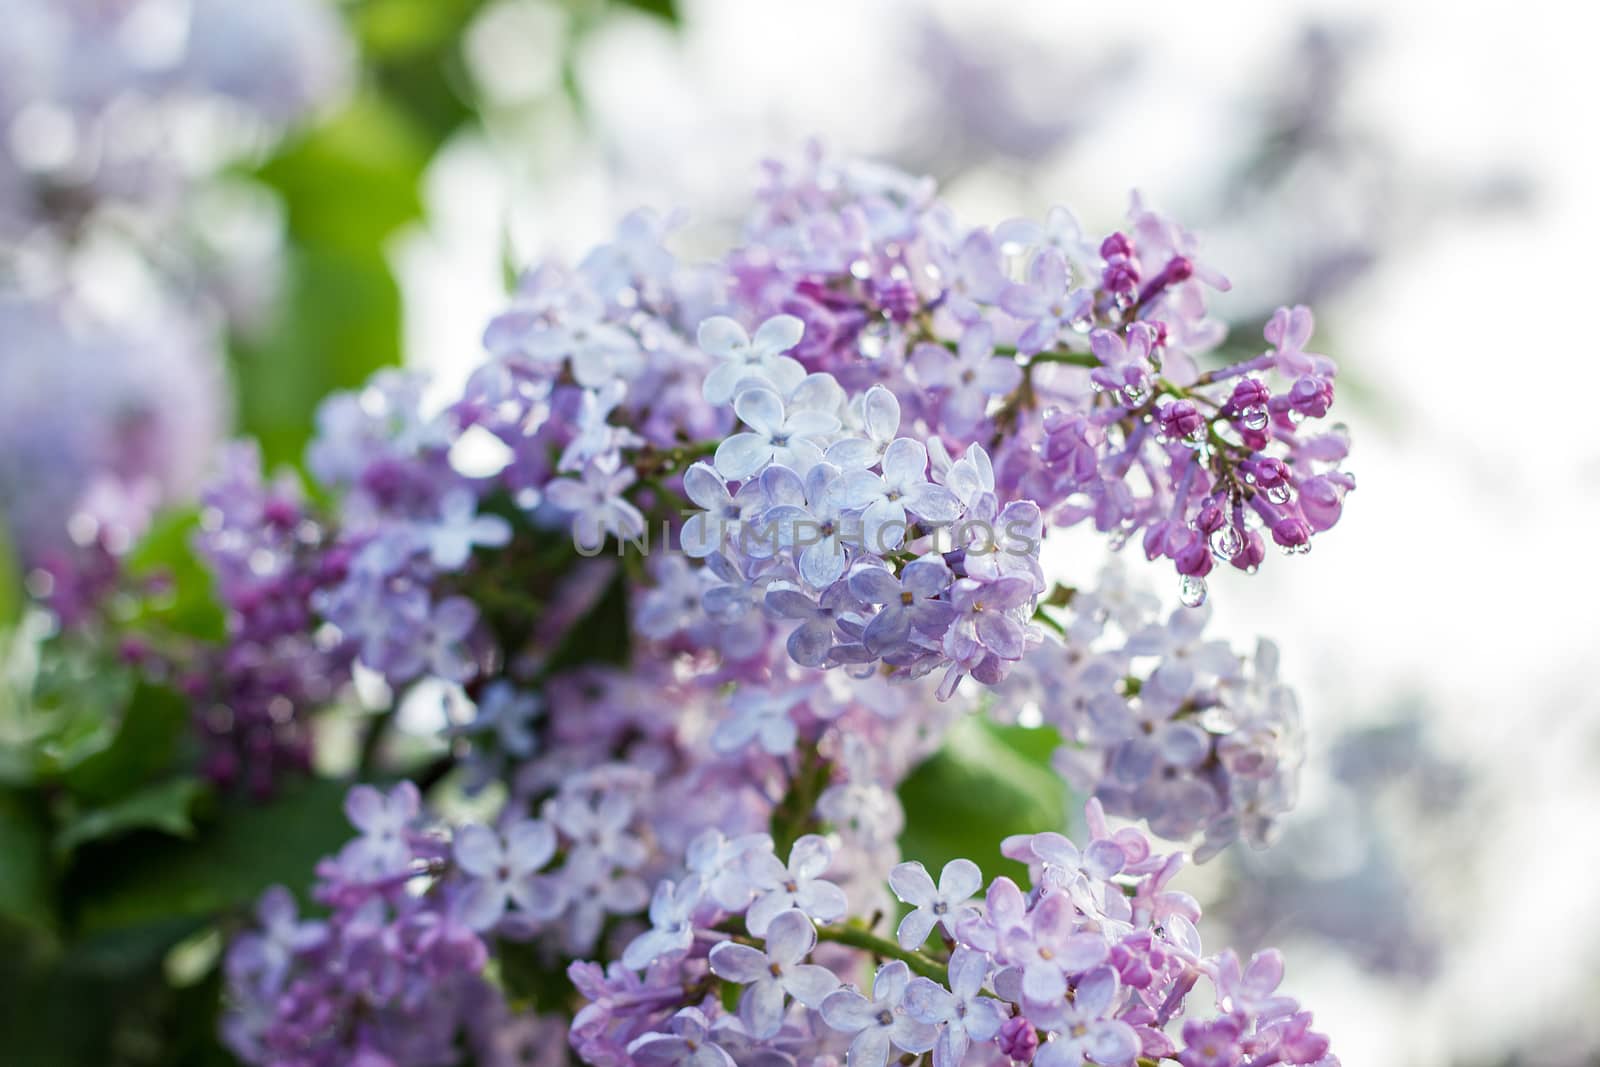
[744,834,849,935]
[820,960,938,1067]
[904,947,1010,1067]
[888,858,983,949]
[708,908,840,1037]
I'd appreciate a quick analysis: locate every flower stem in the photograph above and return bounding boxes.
[813,922,948,982]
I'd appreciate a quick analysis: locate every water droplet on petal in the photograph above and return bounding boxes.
[1243,406,1269,431]
[857,319,891,360]
[1178,574,1208,608]
[1265,484,1292,505]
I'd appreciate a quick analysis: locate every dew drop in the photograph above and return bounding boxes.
[1209,526,1243,559]
[1243,406,1269,431]
[1178,574,1208,608]
[857,319,891,360]
[1265,484,1292,505]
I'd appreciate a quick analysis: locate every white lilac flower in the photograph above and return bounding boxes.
[699,314,807,405]
[418,488,512,570]
[713,386,840,482]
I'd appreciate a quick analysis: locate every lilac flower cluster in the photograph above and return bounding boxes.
[999,564,1305,860]
[190,444,352,795]
[207,147,1352,1063]
[227,787,1337,1067]
[0,292,225,577]
[222,783,530,1067]
[569,796,1331,1067]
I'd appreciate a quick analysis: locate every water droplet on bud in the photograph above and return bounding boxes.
[1210,526,1243,559]
[1178,574,1208,608]
[1265,484,1292,505]
[1243,406,1269,431]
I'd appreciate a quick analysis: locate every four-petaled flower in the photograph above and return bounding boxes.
[714,387,840,482]
[622,875,704,969]
[699,314,807,405]
[419,488,512,570]
[1032,966,1140,1067]
[708,908,840,1037]
[904,947,1011,1067]
[745,834,849,935]
[543,459,646,553]
[910,324,1023,435]
[452,818,561,930]
[627,1007,737,1067]
[888,858,984,949]
[830,438,961,552]
[820,960,938,1067]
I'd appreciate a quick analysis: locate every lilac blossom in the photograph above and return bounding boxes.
[904,948,1010,1067]
[820,961,939,1067]
[708,908,840,1037]
[451,819,560,930]
[888,858,983,949]
[745,834,849,935]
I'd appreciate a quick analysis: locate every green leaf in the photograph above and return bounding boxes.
[896,716,1067,884]
[0,522,20,629]
[615,0,679,21]
[122,508,224,642]
[234,89,431,467]
[61,682,188,803]
[55,777,208,858]
[0,791,54,932]
[64,776,353,937]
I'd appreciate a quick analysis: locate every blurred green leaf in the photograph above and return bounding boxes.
[0,791,53,932]
[55,777,208,858]
[0,523,20,629]
[65,776,352,936]
[123,509,224,642]
[234,90,430,468]
[61,682,188,803]
[897,716,1067,884]
[615,0,679,21]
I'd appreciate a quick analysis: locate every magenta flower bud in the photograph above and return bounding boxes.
[1137,255,1195,306]
[999,1015,1040,1062]
[1228,377,1270,412]
[1288,375,1334,418]
[1297,474,1345,531]
[1241,457,1290,488]
[1156,399,1204,440]
[1103,260,1140,296]
[1271,516,1312,549]
[1100,232,1134,260]
[1194,501,1225,534]
[1175,533,1214,577]
[1231,528,1268,571]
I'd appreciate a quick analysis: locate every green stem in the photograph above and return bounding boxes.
[814,922,948,982]
[1027,349,1100,369]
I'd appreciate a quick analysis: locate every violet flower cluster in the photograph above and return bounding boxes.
[203,147,1350,1064]
[225,787,1337,1067]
